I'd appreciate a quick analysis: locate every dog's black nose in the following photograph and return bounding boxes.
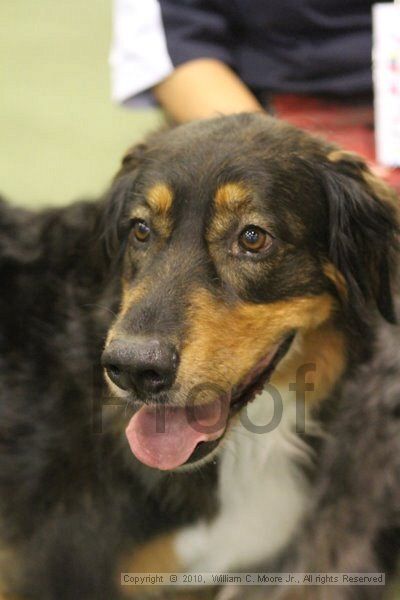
[101,338,179,396]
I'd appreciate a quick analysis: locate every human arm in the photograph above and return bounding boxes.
[154,58,263,123]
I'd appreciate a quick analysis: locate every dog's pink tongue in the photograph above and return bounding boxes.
[126,399,229,470]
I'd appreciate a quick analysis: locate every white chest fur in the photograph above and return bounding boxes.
[175,388,315,572]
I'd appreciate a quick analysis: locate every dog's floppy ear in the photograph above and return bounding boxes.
[322,150,399,324]
[102,142,148,260]
[115,142,148,178]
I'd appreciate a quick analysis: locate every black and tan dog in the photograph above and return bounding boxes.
[0,114,399,600]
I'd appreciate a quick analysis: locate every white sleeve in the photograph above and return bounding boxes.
[109,0,174,107]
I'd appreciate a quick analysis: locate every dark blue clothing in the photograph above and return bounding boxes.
[158,0,388,96]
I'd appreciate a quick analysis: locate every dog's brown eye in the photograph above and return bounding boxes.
[238,226,268,253]
[132,219,150,243]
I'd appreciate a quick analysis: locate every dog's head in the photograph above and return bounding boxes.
[101,114,399,471]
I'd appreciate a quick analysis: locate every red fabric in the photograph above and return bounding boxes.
[271,94,400,194]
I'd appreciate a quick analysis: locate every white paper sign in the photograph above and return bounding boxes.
[373,3,400,166]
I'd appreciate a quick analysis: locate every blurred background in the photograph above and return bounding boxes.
[0,0,162,208]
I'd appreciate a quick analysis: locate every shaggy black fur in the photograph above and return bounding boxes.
[0,114,399,600]
[0,199,217,599]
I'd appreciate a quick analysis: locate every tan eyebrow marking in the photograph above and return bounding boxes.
[214,182,250,208]
[146,183,174,216]
[208,182,252,244]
